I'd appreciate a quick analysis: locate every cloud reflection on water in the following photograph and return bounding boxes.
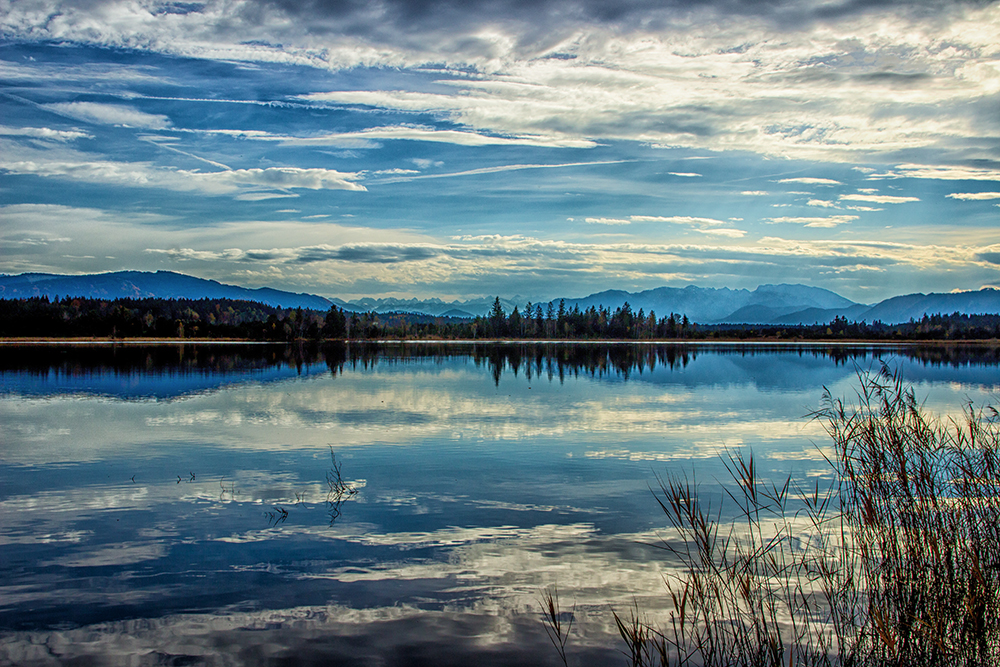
[0,342,937,466]
[0,519,691,666]
[1,343,999,664]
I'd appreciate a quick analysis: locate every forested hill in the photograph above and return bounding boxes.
[0,296,322,340]
[0,296,471,340]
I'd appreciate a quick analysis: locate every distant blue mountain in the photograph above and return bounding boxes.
[769,304,872,325]
[0,271,334,310]
[856,289,1000,324]
[341,295,521,317]
[562,283,859,324]
[559,285,1000,324]
[3,271,998,325]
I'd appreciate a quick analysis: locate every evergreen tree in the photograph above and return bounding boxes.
[490,297,506,337]
[508,306,522,338]
[322,306,348,338]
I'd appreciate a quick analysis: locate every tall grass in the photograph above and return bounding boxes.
[612,366,1000,666]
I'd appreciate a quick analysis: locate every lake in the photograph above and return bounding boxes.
[1,342,998,665]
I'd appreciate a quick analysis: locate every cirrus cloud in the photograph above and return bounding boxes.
[1,0,997,167]
[776,178,842,186]
[44,102,172,130]
[198,167,366,193]
[0,126,92,141]
[839,194,919,204]
[947,192,1000,201]
[630,216,727,227]
[281,124,597,149]
[585,217,631,225]
[870,165,1000,182]
[0,142,367,194]
[764,215,859,228]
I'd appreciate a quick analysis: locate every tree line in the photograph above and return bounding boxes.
[478,297,692,339]
[2,295,999,341]
[0,296,330,340]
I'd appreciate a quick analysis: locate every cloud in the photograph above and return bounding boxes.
[0,58,166,85]
[198,168,367,193]
[4,3,1000,302]
[0,204,435,279]
[282,125,597,149]
[839,194,919,204]
[667,172,702,178]
[8,202,996,302]
[765,215,858,228]
[144,247,248,262]
[296,244,439,264]
[695,228,746,238]
[3,0,999,166]
[585,217,631,225]
[776,178,842,186]
[160,233,921,292]
[947,192,1000,201]
[373,168,420,175]
[147,243,440,264]
[374,160,633,183]
[870,165,1000,182]
[630,216,727,227]
[0,143,367,194]
[0,126,92,141]
[44,102,172,130]
[975,247,1000,265]
[234,192,301,201]
[583,214,741,234]
[1,231,72,248]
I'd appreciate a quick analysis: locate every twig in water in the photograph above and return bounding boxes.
[219,477,236,500]
[326,446,358,526]
[265,505,289,526]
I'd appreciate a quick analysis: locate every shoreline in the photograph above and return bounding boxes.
[1,337,998,346]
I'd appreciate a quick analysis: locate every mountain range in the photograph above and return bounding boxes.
[2,271,999,326]
[0,271,334,311]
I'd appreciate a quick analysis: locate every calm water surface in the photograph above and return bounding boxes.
[1,342,997,665]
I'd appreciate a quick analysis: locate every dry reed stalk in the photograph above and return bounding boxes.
[601,365,1000,667]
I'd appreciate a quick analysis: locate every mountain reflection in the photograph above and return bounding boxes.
[2,341,999,399]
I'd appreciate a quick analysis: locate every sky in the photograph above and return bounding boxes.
[1,0,999,304]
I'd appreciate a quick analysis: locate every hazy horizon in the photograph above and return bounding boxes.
[2,0,999,304]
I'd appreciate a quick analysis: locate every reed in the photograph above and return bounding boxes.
[614,365,1000,666]
[540,587,574,667]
